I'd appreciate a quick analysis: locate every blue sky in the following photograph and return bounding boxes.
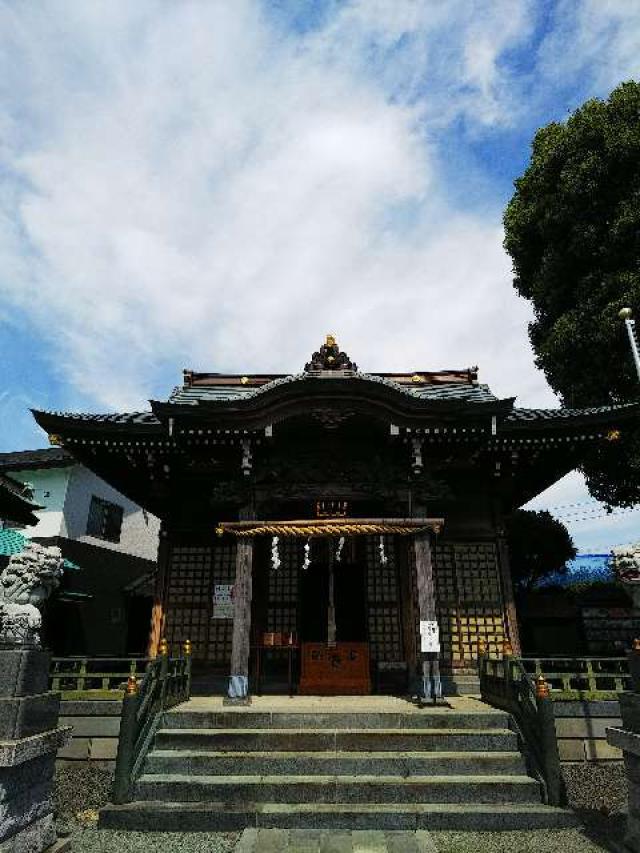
[1,0,639,553]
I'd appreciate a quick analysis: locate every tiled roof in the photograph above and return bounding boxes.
[410,383,497,403]
[38,411,160,425]
[168,374,498,405]
[506,401,639,423]
[0,474,41,526]
[0,447,73,471]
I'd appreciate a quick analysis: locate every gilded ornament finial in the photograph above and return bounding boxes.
[606,429,621,442]
[159,637,169,657]
[502,640,513,657]
[126,675,138,695]
[535,674,550,699]
[477,639,487,656]
[183,638,192,657]
[48,434,62,446]
[305,336,357,372]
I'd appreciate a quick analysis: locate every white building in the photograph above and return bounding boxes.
[0,448,160,655]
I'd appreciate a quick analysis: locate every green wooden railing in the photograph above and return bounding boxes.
[479,651,565,806]
[112,641,192,804]
[520,656,630,698]
[50,657,150,697]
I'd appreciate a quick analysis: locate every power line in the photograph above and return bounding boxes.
[555,512,640,525]
[534,499,602,511]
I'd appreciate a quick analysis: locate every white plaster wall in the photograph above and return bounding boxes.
[9,467,72,538]
[62,466,160,561]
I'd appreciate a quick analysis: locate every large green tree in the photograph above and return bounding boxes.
[504,81,640,506]
[507,510,577,592]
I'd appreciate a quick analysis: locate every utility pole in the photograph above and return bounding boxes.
[619,307,640,382]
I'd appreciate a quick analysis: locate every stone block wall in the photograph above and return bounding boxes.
[554,699,623,761]
[0,648,71,852]
[57,700,122,764]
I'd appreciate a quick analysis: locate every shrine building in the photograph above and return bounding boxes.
[31,336,640,699]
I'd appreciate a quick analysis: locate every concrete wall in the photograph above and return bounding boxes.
[57,700,122,764]
[10,467,71,538]
[554,699,623,762]
[63,466,159,561]
[9,464,159,561]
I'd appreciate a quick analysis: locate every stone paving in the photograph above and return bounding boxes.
[232,828,611,852]
[234,829,438,851]
[173,695,482,714]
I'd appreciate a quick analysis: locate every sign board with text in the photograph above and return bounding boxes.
[420,620,440,653]
[212,584,234,619]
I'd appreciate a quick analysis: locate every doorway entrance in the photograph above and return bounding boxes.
[298,550,371,694]
[298,557,367,644]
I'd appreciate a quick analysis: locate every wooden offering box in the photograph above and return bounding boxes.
[298,642,371,695]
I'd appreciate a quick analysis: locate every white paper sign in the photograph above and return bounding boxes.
[420,620,440,653]
[212,584,234,619]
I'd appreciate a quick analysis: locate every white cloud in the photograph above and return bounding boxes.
[0,0,637,433]
[538,0,640,93]
[0,0,544,412]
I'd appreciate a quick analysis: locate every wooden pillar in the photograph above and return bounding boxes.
[413,532,442,700]
[497,533,521,656]
[227,536,254,701]
[147,523,170,658]
[396,536,418,689]
[327,546,336,647]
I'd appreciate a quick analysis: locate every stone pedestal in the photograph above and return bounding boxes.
[608,691,640,851]
[0,648,71,853]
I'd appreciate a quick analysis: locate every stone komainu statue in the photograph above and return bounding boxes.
[0,542,64,646]
[612,543,640,609]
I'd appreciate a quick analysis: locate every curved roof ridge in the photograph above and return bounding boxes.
[508,400,640,421]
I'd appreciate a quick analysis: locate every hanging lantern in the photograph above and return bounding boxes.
[379,535,388,566]
[302,538,311,571]
[335,536,345,563]
[271,536,281,571]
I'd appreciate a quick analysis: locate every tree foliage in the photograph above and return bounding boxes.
[504,81,640,505]
[507,509,577,592]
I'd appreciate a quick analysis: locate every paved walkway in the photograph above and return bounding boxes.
[235,829,438,852]
[232,828,610,852]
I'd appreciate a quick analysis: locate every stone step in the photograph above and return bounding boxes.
[162,710,509,730]
[99,800,579,832]
[153,728,519,753]
[134,773,542,804]
[440,677,481,697]
[144,749,527,777]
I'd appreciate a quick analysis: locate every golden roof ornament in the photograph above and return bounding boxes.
[305,335,357,372]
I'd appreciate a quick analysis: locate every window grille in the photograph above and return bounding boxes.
[86,495,124,543]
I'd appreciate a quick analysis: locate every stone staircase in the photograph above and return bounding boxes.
[100,699,577,831]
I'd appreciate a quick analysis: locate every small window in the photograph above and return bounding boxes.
[86,496,123,543]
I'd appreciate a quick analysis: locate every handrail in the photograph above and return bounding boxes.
[479,652,565,806]
[49,657,150,693]
[519,656,630,695]
[112,640,192,804]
